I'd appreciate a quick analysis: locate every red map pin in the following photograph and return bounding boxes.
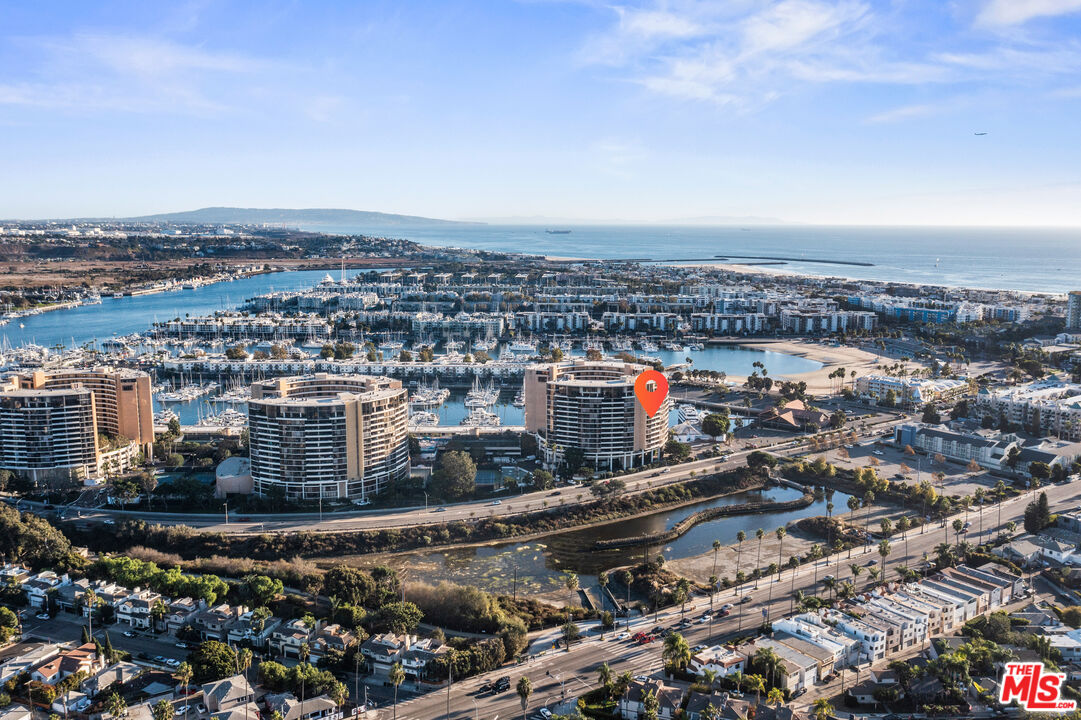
[634,369,669,417]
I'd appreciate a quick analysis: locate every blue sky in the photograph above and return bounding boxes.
[3,0,1081,225]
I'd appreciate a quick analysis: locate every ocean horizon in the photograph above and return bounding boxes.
[300,222,1081,294]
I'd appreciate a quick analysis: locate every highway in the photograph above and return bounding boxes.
[385,479,1081,720]
[36,419,901,536]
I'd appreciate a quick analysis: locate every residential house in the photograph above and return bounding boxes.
[162,597,201,634]
[192,604,249,642]
[202,675,256,714]
[689,646,745,678]
[225,610,281,650]
[117,589,163,630]
[264,693,339,720]
[23,571,70,610]
[30,643,104,685]
[820,610,887,663]
[268,617,318,659]
[0,643,61,684]
[618,679,684,720]
[310,624,358,664]
[81,661,144,697]
[684,692,731,720]
[361,633,447,681]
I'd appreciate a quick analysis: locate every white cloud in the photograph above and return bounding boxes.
[865,102,942,124]
[0,33,273,114]
[741,0,866,54]
[977,0,1081,27]
[584,0,1081,109]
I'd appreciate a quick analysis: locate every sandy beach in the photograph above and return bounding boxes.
[722,340,914,395]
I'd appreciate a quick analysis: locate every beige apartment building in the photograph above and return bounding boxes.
[524,359,669,471]
[0,368,153,483]
[247,373,409,501]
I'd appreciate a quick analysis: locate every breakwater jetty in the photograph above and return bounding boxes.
[592,492,814,550]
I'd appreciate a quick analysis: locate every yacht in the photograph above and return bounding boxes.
[462,408,501,427]
[677,404,704,423]
[408,410,440,427]
[508,337,537,354]
[465,378,499,408]
[639,339,659,352]
[410,379,450,408]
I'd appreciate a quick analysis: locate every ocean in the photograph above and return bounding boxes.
[305,223,1081,294]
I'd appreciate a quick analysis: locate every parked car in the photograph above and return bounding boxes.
[123,631,135,638]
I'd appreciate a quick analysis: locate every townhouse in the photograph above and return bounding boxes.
[772,615,860,668]
[746,637,818,693]
[820,609,888,663]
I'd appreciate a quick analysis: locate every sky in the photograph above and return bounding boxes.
[3,0,1081,226]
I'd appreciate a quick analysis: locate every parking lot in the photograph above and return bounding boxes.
[822,438,1005,500]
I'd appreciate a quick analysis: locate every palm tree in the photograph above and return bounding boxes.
[810,544,823,585]
[754,529,765,588]
[152,700,172,720]
[642,688,660,720]
[766,527,785,617]
[598,571,609,638]
[787,556,800,611]
[868,566,880,588]
[177,662,193,716]
[676,577,691,622]
[878,539,891,581]
[663,632,692,674]
[389,662,405,720]
[846,496,860,557]
[712,539,722,580]
[897,517,911,565]
[823,576,837,600]
[862,491,875,546]
[598,662,613,697]
[516,676,532,720]
[812,697,834,720]
[767,688,785,705]
[620,570,633,627]
[700,668,718,688]
[106,692,127,719]
[735,530,746,594]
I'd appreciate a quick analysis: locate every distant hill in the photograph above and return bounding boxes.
[126,207,476,227]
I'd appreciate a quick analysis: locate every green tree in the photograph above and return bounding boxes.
[430,450,477,499]
[188,640,238,683]
[702,413,730,440]
[372,601,423,635]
